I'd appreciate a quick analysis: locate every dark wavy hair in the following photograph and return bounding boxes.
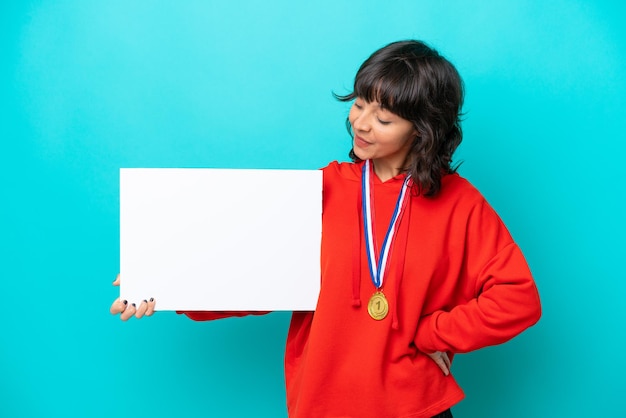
[335,40,464,197]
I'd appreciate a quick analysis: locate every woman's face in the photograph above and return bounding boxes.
[349,98,417,173]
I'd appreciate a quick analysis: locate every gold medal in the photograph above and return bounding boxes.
[367,291,389,320]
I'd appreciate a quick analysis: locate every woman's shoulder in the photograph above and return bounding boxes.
[321,160,362,183]
[436,173,511,228]
[435,173,488,209]
[442,172,480,195]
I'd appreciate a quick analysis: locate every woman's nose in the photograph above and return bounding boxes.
[352,113,370,133]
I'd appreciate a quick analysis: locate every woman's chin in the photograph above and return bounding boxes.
[352,146,368,161]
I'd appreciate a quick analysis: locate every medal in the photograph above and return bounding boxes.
[362,160,411,320]
[368,291,389,320]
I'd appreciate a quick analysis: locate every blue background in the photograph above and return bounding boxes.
[2,1,624,417]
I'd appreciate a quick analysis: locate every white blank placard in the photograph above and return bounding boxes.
[120,168,322,311]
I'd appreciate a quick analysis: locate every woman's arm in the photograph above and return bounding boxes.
[415,199,541,354]
[415,242,541,354]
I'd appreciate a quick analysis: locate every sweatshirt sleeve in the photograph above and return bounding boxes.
[414,199,541,354]
[177,311,270,321]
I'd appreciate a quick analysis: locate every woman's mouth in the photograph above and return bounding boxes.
[354,135,371,148]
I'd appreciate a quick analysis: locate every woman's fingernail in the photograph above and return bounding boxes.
[123,300,128,305]
[143,300,148,303]
[132,303,136,307]
[149,298,154,302]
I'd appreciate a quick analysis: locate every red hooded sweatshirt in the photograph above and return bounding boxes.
[183,160,541,418]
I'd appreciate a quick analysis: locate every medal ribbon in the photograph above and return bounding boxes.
[362,159,411,290]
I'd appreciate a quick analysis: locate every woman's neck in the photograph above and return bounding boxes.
[371,159,403,182]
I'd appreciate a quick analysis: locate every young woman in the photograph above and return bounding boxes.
[111,40,541,418]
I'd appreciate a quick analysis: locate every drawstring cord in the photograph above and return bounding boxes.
[352,197,363,307]
[390,196,412,330]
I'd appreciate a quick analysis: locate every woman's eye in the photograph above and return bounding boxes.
[377,118,391,125]
[354,102,363,109]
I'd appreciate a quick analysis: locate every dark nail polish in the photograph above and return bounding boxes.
[132,303,136,307]
[143,300,147,303]
[123,300,128,305]
[149,298,154,302]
